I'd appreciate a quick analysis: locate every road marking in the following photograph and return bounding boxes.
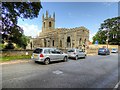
[53,70,63,75]
[113,81,120,90]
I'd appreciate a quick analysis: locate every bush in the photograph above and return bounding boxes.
[5,42,15,49]
[0,44,5,49]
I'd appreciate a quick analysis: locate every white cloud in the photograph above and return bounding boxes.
[42,0,119,2]
[19,24,41,38]
[103,2,116,7]
[89,32,96,42]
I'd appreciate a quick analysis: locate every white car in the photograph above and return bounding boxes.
[111,48,118,53]
[67,48,86,60]
[31,48,68,65]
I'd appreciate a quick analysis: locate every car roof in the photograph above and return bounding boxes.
[68,48,79,50]
[112,48,117,49]
[99,48,108,49]
[35,47,57,49]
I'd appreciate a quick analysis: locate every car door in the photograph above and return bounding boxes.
[50,49,56,61]
[76,49,80,57]
[57,50,64,60]
[55,49,63,60]
[50,49,58,61]
[43,49,51,58]
[79,50,84,57]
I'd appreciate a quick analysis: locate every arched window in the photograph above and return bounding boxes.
[49,22,52,27]
[67,36,71,47]
[79,38,82,45]
[44,39,46,47]
[84,39,86,44]
[60,40,62,47]
[52,40,54,46]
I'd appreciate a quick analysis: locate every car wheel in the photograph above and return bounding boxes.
[75,55,78,60]
[44,58,50,65]
[63,56,68,62]
[84,54,86,59]
[35,61,38,63]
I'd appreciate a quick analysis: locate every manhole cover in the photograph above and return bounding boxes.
[53,70,63,75]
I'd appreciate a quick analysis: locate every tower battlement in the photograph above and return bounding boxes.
[42,11,55,32]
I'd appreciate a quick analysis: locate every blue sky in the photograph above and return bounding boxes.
[18,2,118,41]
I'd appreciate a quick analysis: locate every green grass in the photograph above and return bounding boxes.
[0,55,31,62]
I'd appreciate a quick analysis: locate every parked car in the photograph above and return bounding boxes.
[98,48,110,55]
[67,48,86,60]
[111,48,118,53]
[31,48,68,65]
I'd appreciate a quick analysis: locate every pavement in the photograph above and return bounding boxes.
[1,53,119,89]
[0,59,31,65]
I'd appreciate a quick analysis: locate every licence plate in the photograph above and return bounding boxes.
[34,54,38,58]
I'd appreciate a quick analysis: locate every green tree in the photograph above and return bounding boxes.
[93,16,120,45]
[1,1,42,48]
[18,35,30,49]
[92,30,107,44]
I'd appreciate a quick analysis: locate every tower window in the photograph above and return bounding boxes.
[44,22,45,28]
[49,22,52,27]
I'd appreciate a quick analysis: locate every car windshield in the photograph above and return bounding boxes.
[33,48,42,54]
[112,49,117,50]
[68,49,75,52]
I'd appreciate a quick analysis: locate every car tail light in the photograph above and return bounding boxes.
[104,49,106,52]
[40,54,44,57]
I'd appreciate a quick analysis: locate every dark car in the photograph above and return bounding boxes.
[98,48,110,55]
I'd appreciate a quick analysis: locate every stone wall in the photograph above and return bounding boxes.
[87,44,118,55]
[1,45,118,57]
[1,50,33,57]
[60,44,118,55]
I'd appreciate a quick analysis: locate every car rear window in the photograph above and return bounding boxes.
[99,48,104,50]
[98,48,105,51]
[33,48,42,54]
[68,49,75,52]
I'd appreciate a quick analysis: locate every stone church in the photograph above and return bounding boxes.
[32,11,89,50]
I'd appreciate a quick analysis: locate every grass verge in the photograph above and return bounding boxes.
[0,55,31,62]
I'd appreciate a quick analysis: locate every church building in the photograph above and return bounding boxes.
[32,11,89,50]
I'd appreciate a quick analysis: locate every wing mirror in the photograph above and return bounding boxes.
[60,51,63,54]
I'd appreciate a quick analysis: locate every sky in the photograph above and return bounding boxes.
[18,2,118,42]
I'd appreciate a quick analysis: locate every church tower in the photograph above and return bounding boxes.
[42,11,55,32]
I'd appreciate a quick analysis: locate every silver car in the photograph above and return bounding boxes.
[111,48,118,53]
[67,48,86,60]
[31,48,68,65]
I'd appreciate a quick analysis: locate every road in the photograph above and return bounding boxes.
[1,53,119,89]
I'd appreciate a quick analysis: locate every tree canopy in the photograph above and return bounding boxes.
[1,1,42,49]
[93,16,120,45]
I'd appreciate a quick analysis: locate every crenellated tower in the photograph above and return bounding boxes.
[42,11,55,32]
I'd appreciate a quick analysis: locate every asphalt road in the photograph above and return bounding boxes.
[2,53,119,89]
